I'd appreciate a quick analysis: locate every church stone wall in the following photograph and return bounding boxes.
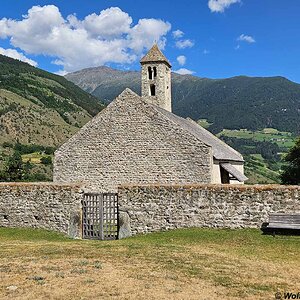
[0,183,83,238]
[118,184,300,236]
[54,90,212,192]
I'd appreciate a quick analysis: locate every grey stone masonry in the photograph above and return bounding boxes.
[54,89,212,192]
[0,182,83,238]
[118,184,300,237]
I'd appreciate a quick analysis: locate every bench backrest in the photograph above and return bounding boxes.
[269,213,300,225]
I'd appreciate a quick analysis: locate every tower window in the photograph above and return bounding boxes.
[153,67,157,78]
[148,67,153,80]
[150,84,156,96]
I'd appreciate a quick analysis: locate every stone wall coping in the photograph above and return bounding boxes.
[0,182,83,191]
[118,183,300,191]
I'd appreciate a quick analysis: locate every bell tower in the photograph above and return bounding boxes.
[140,44,172,112]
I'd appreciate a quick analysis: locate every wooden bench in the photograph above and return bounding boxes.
[261,213,300,235]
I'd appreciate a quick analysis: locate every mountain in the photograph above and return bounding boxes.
[0,55,105,147]
[66,66,300,135]
[66,66,141,102]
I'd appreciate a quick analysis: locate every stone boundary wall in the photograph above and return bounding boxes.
[0,183,83,238]
[118,184,300,236]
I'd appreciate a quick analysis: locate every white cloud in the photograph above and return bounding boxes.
[0,5,171,72]
[174,68,195,75]
[81,7,132,39]
[203,49,210,54]
[208,0,240,13]
[0,19,9,38]
[0,47,38,66]
[172,29,184,39]
[55,70,68,76]
[175,39,194,49]
[237,34,256,43]
[128,18,171,53]
[176,55,186,66]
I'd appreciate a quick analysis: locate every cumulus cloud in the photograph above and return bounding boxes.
[128,18,171,53]
[175,39,194,49]
[81,7,132,39]
[177,55,186,66]
[208,0,240,13]
[172,29,184,39]
[237,34,256,43]
[0,47,38,66]
[174,68,195,75]
[0,5,171,72]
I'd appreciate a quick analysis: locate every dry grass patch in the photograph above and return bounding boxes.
[0,228,299,299]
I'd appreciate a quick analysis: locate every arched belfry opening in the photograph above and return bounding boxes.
[148,67,153,80]
[140,44,172,112]
[153,67,157,78]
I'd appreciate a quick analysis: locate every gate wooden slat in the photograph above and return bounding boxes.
[99,193,104,240]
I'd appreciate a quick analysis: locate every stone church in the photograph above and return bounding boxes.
[54,44,247,192]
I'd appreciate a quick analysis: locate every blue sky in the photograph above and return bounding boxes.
[0,0,300,82]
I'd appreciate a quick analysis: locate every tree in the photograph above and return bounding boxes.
[281,137,300,185]
[3,151,24,181]
[23,160,33,181]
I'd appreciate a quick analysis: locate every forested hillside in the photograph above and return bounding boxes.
[0,54,105,146]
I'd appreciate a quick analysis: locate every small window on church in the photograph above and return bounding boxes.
[148,67,153,80]
[150,84,156,96]
[153,67,157,78]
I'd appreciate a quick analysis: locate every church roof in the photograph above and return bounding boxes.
[140,44,172,67]
[152,105,244,162]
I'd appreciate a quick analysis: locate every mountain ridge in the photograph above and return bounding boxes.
[66,66,300,135]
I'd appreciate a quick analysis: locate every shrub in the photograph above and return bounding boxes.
[40,156,52,165]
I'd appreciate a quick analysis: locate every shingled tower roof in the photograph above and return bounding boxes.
[140,44,172,67]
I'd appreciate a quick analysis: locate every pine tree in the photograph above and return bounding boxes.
[281,137,300,185]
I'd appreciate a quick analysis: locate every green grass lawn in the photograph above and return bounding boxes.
[1,227,300,299]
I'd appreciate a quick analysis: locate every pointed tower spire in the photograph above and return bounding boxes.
[140,44,172,112]
[140,44,172,67]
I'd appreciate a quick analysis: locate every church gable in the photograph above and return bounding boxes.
[54,89,212,191]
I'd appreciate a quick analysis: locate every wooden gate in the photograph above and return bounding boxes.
[82,193,118,240]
